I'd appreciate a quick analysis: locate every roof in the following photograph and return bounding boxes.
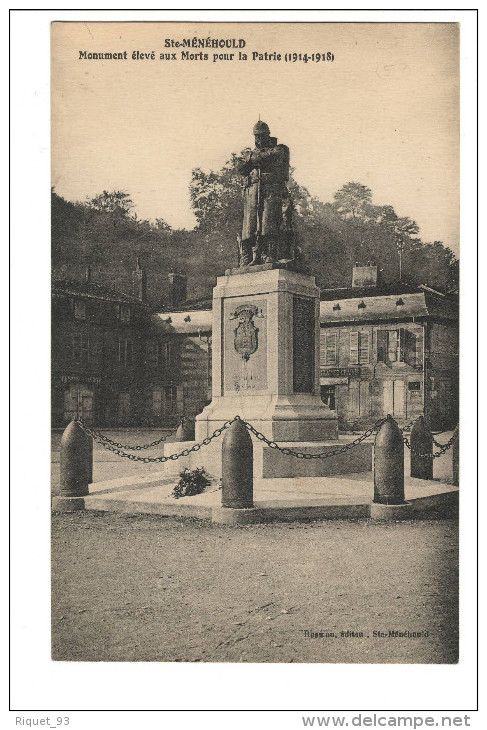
[321,282,426,301]
[150,283,458,333]
[52,279,146,306]
[152,309,212,335]
[320,288,458,324]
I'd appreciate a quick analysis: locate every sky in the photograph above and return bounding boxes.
[52,21,459,254]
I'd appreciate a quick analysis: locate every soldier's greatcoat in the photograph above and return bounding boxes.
[237,143,291,245]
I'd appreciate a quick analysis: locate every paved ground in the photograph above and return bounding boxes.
[51,428,458,664]
[51,511,458,664]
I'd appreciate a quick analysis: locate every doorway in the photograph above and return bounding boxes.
[64,383,94,424]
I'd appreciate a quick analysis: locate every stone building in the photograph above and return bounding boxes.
[147,307,212,425]
[319,265,458,430]
[51,266,151,426]
[51,264,210,427]
[51,264,458,431]
[148,265,458,431]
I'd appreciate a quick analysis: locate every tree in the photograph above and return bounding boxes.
[52,171,459,304]
[189,153,243,236]
[333,182,373,220]
[88,190,134,216]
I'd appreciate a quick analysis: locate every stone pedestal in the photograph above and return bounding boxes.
[195,266,337,442]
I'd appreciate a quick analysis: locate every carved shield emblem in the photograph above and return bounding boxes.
[231,304,261,361]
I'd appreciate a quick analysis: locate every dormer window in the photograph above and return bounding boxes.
[396,297,405,306]
[358,300,366,309]
[332,303,341,311]
[184,315,191,322]
[74,300,86,320]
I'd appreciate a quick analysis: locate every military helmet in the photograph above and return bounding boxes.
[253,120,270,135]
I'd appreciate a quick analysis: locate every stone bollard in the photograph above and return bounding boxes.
[373,415,405,505]
[175,418,195,442]
[221,418,254,509]
[410,416,433,480]
[52,420,93,512]
[452,430,459,487]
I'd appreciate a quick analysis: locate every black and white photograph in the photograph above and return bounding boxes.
[10,8,479,721]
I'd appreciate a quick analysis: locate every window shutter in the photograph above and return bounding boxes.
[398,328,406,362]
[320,331,327,363]
[359,333,369,364]
[377,330,388,363]
[326,332,337,365]
[404,330,417,366]
[350,332,359,365]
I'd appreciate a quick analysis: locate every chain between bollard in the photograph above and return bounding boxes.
[75,416,240,462]
[75,415,388,463]
[243,417,388,459]
[74,418,187,451]
[422,416,459,449]
[431,428,459,450]
[404,425,458,459]
[400,417,420,433]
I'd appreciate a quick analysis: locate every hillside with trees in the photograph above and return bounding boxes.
[52,153,459,307]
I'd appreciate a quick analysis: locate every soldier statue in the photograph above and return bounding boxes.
[236,120,295,266]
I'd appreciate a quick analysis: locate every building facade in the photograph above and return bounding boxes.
[51,270,151,426]
[147,309,212,425]
[51,267,211,428]
[52,265,458,431]
[319,273,458,430]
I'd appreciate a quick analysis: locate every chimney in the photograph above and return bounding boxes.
[352,262,381,288]
[167,271,187,308]
[85,266,92,283]
[132,257,147,303]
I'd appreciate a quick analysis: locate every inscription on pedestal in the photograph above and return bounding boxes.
[293,295,315,393]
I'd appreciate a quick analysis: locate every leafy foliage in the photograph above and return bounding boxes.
[172,467,212,499]
[52,154,459,304]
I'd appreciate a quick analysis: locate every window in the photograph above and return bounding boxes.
[377,328,417,365]
[156,342,163,367]
[164,385,178,414]
[115,304,131,323]
[387,330,399,362]
[350,332,369,365]
[156,341,172,368]
[72,334,90,363]
[74,300,86,320]
[120,305,131,323]
[152,386,178,416]
[119,339,133,367]
[403,330,418,366]
[320,385,336,410]
[320,331,337,366]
